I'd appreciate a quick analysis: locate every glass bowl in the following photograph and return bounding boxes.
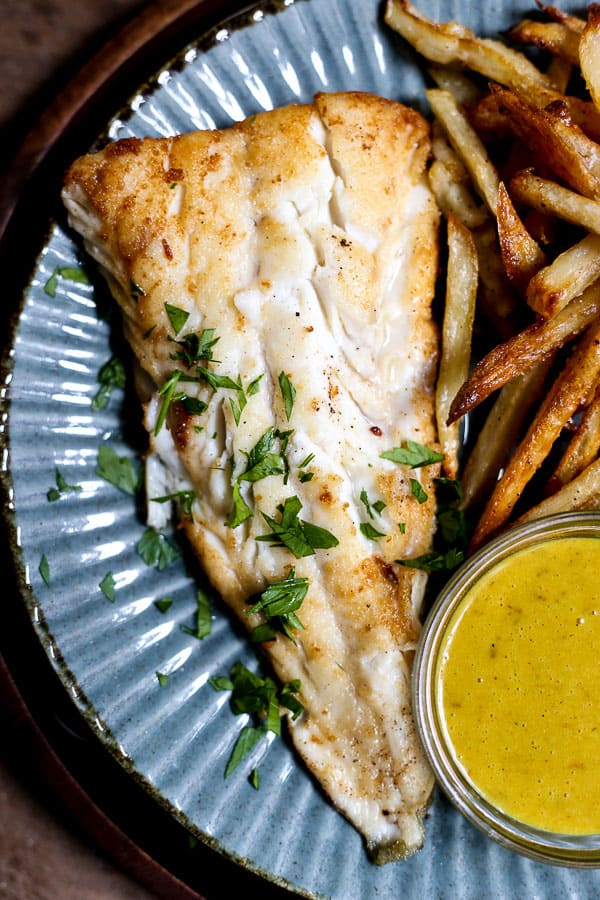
[413,511,600,867]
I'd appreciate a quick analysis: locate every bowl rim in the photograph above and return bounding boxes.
[413,510,600,868]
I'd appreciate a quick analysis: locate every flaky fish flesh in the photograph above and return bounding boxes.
[62,91,439,861]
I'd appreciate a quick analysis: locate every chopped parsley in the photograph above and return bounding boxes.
[180,588,212,640]
[397,548,465,571]
[169,328,219,366]
[39,554,50,586]
[151,489,196,520]
[226,481,253,528]
[397,477,469,572]
[380,440,444,468]
[359,522,386,540]
[247,374,264,396]
[137,528,181,570]
[298,452,315,483]
[99,572,116,602]
[92,356,126,410]
[154,597,173,614]
[398,522,407,534]
[47,467,82,501]
[239,427,291,483]
[44,266,89,297]
[182,396,208,416]
[246,567,309,644]
[249,768,260,790]
[257,495,338,558]
[410,478,428,504]
[278,371,296,421]
[210,661,303,779]
[96,445,140,495]
[359,488,386,518]
[156,671,170,687]
[130,280,146,302]
[164,303,189,335]
[155,371,184,436]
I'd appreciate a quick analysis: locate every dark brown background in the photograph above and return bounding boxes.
[1,2,181,898]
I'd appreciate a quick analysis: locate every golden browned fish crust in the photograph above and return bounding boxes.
[63,91,439,860]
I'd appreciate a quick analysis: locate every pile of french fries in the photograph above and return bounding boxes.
[385,0,600,552]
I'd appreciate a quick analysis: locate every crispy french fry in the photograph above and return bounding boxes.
[426,88,500,215]
[470,318,600,549]
[526,233,600,318]
[579,4,600,113]
[384,0,551,92]
[428,160,488,229]
[427,65,482,106]
[534,0,586,34]
[431,121,470,185]
[448,284,600,423]
[460,358,553,511]
[507,19,580,66]
[497,181,546,295]
[472,220,518,338]
[544,56,572,94]
[436,214,478,478]
[510,170,600,234]
[490,85,600,199]
[516,458,600,525]
[548,380,600,492]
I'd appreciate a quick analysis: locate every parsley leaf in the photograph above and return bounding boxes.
[278,371,296,421]
[164,303,189,335]
[99,572,116,602]
[257,495,338,558]
[249,768,260,790]
[247,374,264,396]
[227,482,253,528]
[359,522,386,540]
[410,478,428,504]
[154,597,173,614]
[238,427,290,483]
[151,490,196,520]
[360,488,387,518]
[246,567,309,644]
[169,328,219,366]
[39,554,50,586]
[380,440,444,468]
[196,366,241,392]
[130,280,146,302]
[96,445,140,495]
[180,588,212,640]
[156,671,170,687]
[92,357,126,410]
[211,661,303,779]
[137,528,181,570]
[155,371,185,436]
[47,467,82,501]
[397,548,465,571]
[44,266,90,297]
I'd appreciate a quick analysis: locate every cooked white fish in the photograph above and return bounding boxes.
[62,91,439,861]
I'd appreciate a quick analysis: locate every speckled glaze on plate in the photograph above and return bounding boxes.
[4,1,600,897]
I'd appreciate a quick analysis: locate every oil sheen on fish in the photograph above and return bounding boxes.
[62,92,439,861]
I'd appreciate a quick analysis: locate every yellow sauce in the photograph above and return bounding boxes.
[437,535,600,835]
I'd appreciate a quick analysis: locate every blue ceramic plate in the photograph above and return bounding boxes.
[4,1,600,897]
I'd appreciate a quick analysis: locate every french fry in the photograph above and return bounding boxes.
[431,121,470,185]
[545,55,572,94]
[470,318,600,549]
[579,4,600,113]
[534,0,586,34]
[426,88,500,215]
[490,84,600,199]
[526,233,600,318]
[427,65,482,106]
[510,170,600,234]
[515,458,600,525]
[428,160,488,230]
[384,0,552,92]
[436,214,478,478]
[448,283,600,423]
[507,19,580,66]
[460,358,553,511]
[548,380,600,491]
[497,181,547,295]
[472,220,518,337]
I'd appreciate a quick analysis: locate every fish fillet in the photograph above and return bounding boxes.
[62,91,439,861]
